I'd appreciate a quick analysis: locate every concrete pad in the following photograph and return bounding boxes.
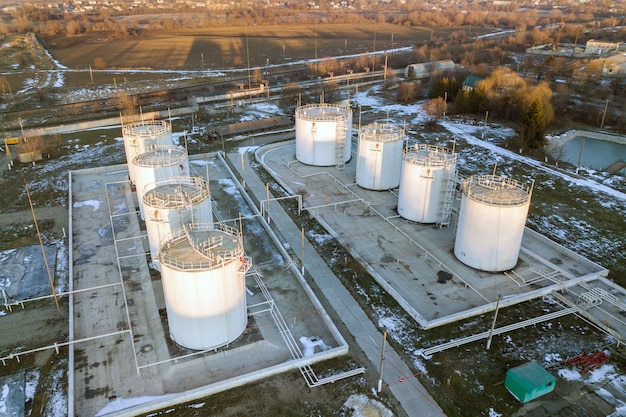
[69,156,350,416]
[256,142,615,335]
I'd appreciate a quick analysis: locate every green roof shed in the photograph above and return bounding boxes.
[505,360,556,403]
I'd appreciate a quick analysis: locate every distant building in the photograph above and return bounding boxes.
[586,40,621,55]
[404,60,456,79]
[462,75,484,92]
[601,54,626,76]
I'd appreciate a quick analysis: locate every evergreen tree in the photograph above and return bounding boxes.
[520,98,546,150]
[431,77,459,101]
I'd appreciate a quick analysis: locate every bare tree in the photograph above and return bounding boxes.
[423,97,447,121]
[322,80,340,103]
[16,136,45,164]
[66,20,82,36]
[397,82,416,104]
[116,91,137,122]
[94,57,106,70]
[318,58,340,77]
[279,82,302,110]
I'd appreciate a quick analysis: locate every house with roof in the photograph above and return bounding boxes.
[462,75,484,92]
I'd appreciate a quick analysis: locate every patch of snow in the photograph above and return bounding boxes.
[25,369,40,403]
[489,408,503,417]
[217,178,238,196]
[43,365,67,417]
[588,363,618,384]
[238,146,259,154]
[306,231,333,245]
[378,315,402,333]
[558,368,582,381]
[544,352,563,364]
[73,200,101,211]
[299,336,330,357]
[0,383,9,414]
[343,394,393,417]
[608,405,626,417]
[95,395,178,416]
[414,348,432,360]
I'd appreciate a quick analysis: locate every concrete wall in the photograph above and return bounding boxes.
[20,107,194,138]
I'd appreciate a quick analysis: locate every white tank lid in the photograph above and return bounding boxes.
[361,123,403,143]
[462,175,531,206]
[403,144,455,167]
[159,223,242,271]
[143,176,209,209]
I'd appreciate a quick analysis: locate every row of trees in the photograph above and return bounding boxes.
[1,0,624,38]
[417,68,554,151]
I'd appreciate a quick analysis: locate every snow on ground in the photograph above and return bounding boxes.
[24,369,40,410]
[306,230,334,246]
[442,120,626,201]
[299,336,331,357]
[42,365,67,417]
[73,199,101,211]
[238,145,259,154]
[95,394,178,417]
[0,383,10,415]
[488,408,503,417]
[343,394,393,417]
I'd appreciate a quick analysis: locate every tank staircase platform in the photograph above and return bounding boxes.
[421,306,578,356]
[247,265,365,387]
[334,118,347,170]
[436,166,458,228]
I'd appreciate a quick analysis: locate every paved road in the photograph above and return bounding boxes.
[227,149,446,417]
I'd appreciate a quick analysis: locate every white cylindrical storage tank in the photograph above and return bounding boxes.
[397,144,456,223]
[356,123,404,190]
[159,222,250,351]
[143,176,213,270]
[295,103,352,166]
[122,120,173,184]
[133,145,190,220]
[454,175,532,272]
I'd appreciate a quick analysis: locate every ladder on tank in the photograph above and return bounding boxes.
[436,166,457,228]
[335,118,347,169]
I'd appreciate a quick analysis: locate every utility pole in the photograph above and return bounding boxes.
[383,53,389,82]
[301,227,305,275]
[600,97,610,129]
[576,139,585,174]
[240,152,245,189]
[266,183,270,224]
[315,28,318,77]
[25,179,60,314]
[378,330,387,392]
[482,111,489,139]
[486,295,501,350]
[246,26,251,91]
